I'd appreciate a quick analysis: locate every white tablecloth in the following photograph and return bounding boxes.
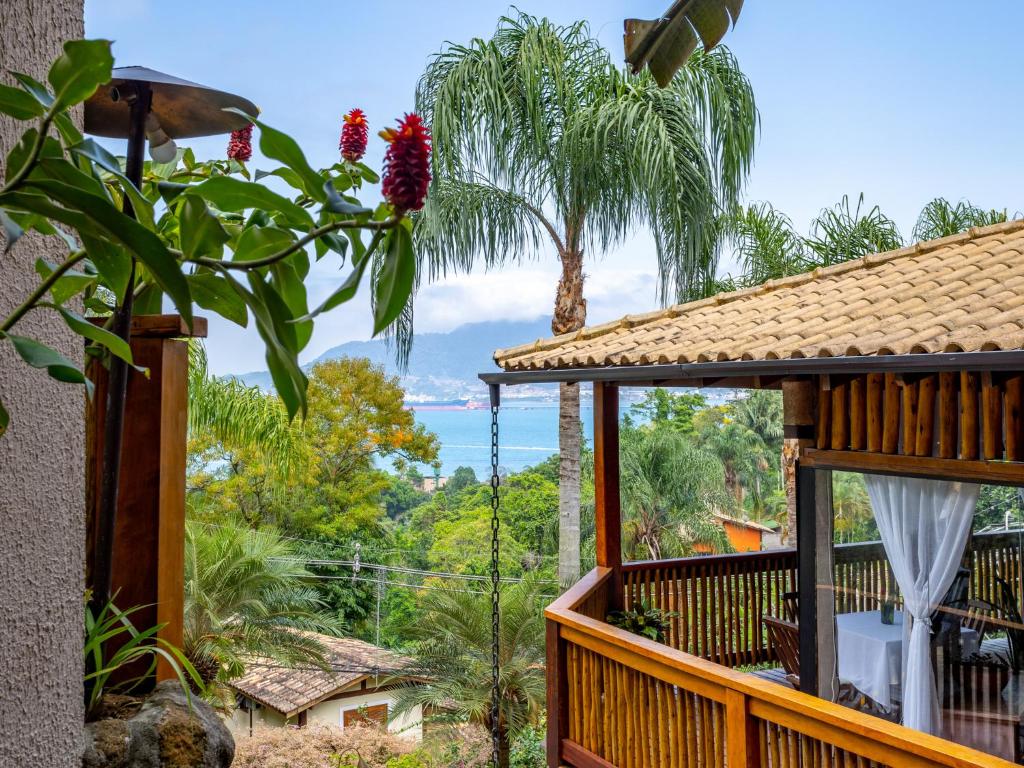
[835,610,980,709]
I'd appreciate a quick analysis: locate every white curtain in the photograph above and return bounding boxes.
[864,474,978,735]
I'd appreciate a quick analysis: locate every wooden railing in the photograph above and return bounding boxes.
[547,567,1016,768]
[621,531,1023,669]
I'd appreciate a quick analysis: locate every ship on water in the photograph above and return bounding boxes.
[403,398,487,411]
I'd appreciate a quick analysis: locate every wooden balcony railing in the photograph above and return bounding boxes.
[547,566,1016,768]
[621,531,1024,669]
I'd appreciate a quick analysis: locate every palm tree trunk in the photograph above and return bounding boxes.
[553,249,586,586]
[782,440,798,546]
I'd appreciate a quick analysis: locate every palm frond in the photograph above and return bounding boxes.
[806,194,902,267]
[912,197,1009,242]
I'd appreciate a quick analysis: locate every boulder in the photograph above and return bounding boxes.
[83,681,234,768]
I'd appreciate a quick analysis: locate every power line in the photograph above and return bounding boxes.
[304,571,556,599]
[272,556,558,586]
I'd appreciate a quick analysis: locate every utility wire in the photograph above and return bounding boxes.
[272,556,558,585]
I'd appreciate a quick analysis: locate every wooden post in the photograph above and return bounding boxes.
[86,315,206,683]
[782,379,816,548]
[545,620,568,768]
[593,381,623,610]
[796,465,835,698]
[725,689,757,768]
[961,371,980,460]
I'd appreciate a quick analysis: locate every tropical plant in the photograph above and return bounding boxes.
[414,12,757,584]
[728,201,807,284]
[84,598,202,719]
[188,341,300,471]
[606,599,677,643]
[0,39,426,614]
[619,424,731,560]
[912,197,1008,241]
[626,388,708,434]
[391,576,547,768]
[805,194,902,267]
[183,521,343,702]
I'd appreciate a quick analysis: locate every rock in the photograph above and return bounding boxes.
[83,681,234,768]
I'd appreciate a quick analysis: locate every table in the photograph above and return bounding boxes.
[835,610,980,710]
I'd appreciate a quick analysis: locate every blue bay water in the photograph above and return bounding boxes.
[409,400,594,478]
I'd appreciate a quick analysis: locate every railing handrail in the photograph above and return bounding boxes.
[620,528,1024,573]
[549,567,1015,768]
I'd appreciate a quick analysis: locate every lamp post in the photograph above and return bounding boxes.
[83,69,257,617]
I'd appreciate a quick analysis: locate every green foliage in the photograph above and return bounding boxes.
[509,720,546,768]
[445,466,478,496]
[409,11,757,350]
[607,600,678,643]
[0,39,420,433]
[626,389,708,434]
[805,194,902,267]
[390,576,547,765]
[84,598,202,719]
[912,198,1010,242]
[974,485,1024,530]
[183,521,343,701]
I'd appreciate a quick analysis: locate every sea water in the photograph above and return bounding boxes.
[409,399,594,478]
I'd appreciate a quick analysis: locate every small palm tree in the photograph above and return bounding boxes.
[912,197,1008,241]
[728,201,807,285]
[620,426,731,560]
[187,342,301,471]
[183,522,342,702]
[414,11,757,585]
[391,577,546,768]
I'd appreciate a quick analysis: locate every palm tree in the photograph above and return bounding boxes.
[728,201,807,285]
[620,425,731,560]
[804,194,902,267]
[912,197,1008,241]
[187,342,301,471]
[391,577,546,768]
[183,521,342,703]
[415,12,757,583]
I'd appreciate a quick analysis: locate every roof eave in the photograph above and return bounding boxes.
[480,350,1024,387]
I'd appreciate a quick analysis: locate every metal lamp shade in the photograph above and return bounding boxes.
[84,66,259,139]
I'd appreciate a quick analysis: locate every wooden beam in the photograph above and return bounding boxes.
[1006,374,1024,461]
[849,375,866,450]
[546,621,569,768]
[830,378,849,450]
[593,382,623,610]
[961,370,980,460]
[866,372,884,452]
[938,372,957,459]
[901,377,919,454]
[801,448,1024,486]
[881,373,901,454]
[914,374,936,456]
[982,372,1003,460]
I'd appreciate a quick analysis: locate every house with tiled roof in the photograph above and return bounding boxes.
[225,634,424,740]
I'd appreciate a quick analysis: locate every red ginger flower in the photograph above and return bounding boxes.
[339,108,369,162]
[226,124,253,162]
[381,113,431,213]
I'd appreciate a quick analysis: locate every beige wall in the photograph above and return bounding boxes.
[0,1,86,766]
[228,686,423,742]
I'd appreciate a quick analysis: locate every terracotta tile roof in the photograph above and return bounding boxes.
[494,220,1024,371]
[227,634,416,718]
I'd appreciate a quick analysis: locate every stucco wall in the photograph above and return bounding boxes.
[0,2,86,766]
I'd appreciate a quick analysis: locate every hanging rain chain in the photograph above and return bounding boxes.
[489,385,502,767]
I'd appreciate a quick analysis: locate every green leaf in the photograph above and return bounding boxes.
[0,84,45,120]
[47,39,114,110]
[156,181,189,204]
[247,274,298,353]
[232,225,295,264]
[5,333,86,385]
[190,176,312,229]
[82,235,132,302]
[187,273,248,327]
[1,209,23,253]
[10,72,53,108]
[69,140,154,228]
[21,178,192,324]
[224,110,325,202]
[34,259,95,305]
[224,273,307,419]
[179,195,228,259]
[270,261,311,350]
[55,307,132,364]
[323,180,372,216]
[5,128,63,183]
[254,166,305,194]
[297,237,374,321]
[373,226,416,335]
[356,162,380,184]
[0,398,8,437]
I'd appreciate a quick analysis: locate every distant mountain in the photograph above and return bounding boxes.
[236,317,555,401]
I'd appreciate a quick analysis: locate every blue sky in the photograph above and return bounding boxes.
[85,1,1024,374]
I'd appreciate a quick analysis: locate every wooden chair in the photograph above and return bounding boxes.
[763,615,862,707]
[781,591,799,624]
[994,576,1024,673]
